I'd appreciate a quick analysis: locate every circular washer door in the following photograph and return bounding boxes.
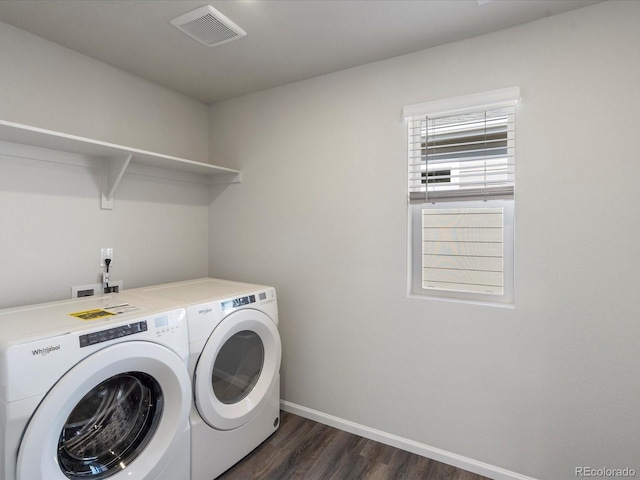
[194,309,281,431]
[17,341,191,480]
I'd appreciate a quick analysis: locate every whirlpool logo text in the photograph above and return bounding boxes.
[31,344,61,356]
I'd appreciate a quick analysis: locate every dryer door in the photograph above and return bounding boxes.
[16,341,191,480]
[194,308,281,431]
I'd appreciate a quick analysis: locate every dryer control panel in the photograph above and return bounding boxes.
[221,290,275,311]
[221,295,256,311]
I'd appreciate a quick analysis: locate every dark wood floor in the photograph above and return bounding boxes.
[217,411,491,480]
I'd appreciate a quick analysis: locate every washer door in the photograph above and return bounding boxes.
[17,341,191,480]
[194,309,281,431]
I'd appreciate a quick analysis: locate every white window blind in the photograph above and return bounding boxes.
[422,207,504,295]
[406,87,519,203]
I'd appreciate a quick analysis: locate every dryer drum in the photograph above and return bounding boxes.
[57,372,164,480]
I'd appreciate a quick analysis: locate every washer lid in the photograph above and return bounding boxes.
[194,309,281,431]
[16,341,191,480]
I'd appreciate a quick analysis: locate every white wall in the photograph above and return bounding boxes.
[0,21,209,162]
[0,21,211,308]
[209,2,640,479]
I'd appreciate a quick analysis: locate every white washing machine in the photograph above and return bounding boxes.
[128,278,281,480]
[0,293,192,480]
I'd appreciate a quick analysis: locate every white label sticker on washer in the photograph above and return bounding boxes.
[103,303,142,315]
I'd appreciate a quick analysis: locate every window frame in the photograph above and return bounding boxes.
[405,88,519,306]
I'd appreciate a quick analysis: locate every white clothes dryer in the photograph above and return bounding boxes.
[0,293,192,480]
[128,278,281,480]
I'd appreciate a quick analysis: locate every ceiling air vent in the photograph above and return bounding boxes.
[170,5,246,47]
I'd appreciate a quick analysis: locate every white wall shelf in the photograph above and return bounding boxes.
[0,119,241,209]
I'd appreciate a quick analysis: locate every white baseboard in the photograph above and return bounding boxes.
[280,400,536,480]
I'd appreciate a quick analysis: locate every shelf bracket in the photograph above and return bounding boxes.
[101,154,132,210]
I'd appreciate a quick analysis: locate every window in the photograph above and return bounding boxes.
[405,87,519,304]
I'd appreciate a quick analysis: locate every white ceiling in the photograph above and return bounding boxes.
[0,0,602,104]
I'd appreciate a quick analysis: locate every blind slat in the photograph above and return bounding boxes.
[407,102,516,203]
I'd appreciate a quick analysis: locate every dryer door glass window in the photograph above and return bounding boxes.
[57,372,163,480]
[212,330,264,404]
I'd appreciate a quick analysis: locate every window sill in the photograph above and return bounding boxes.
[407,292,515,309]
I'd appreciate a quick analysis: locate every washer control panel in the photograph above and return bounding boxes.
[79,320,147,348]
[77,311,184,348]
